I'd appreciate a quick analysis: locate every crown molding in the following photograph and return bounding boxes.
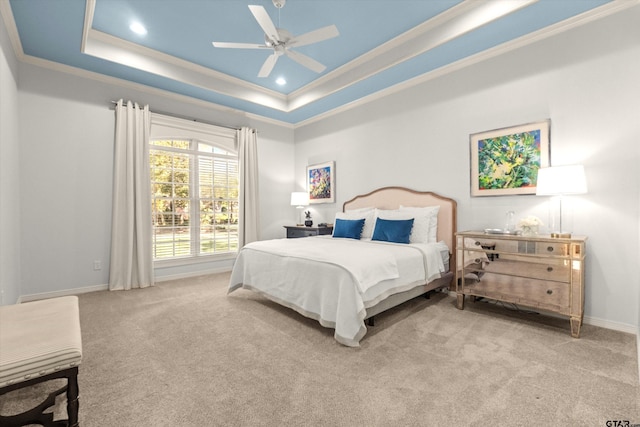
[0,0,25,60]
[83,28,289,112]
[294,0,639,128]
[21,53,294,129]
[3,0,637,127]
[288,0,536,111]
[79,0,535,114]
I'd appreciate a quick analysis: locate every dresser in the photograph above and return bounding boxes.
[284,225,333,238]
[455,231,587,337]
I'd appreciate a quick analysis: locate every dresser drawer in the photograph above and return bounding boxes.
[535,242,569,256]
[463,273,570,313]
[471,238,570,257]
[481,259,570,282]
[287,228,318,238]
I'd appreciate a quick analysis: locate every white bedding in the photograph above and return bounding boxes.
[228,236,448,347]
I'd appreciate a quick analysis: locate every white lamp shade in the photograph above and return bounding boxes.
[290,192,309,207]
[536,165,588,196]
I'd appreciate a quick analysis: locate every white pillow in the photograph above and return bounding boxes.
[336,209,375,239]
[374,209,427,244]
[399,206,440,243]
[345,206,374,214]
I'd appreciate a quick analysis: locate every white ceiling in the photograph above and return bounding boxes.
[1,0,629,125]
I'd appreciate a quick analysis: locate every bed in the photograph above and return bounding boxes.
[228,187,457,346]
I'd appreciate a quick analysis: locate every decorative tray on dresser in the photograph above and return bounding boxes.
[455,230,587,337]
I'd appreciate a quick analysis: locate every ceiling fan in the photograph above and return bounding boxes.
[212,0,339,78]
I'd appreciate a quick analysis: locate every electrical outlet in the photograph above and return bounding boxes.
[93,260,102,271]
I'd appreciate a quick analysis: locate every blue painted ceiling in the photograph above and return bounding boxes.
[6,0,614,124]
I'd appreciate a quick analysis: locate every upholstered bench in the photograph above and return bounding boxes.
[0,296,82,427]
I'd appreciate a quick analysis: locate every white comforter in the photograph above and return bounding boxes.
[228,236,447,347]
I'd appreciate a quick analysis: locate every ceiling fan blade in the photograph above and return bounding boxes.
[258,53,279,78]
[289,25,339,48]
[248,5,280,43]
[212,42,270,49]
[285,50,326,73]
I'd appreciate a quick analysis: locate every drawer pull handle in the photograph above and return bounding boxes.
[546,289,553,295]
[474,241,481,246]
[547,267,553,272]
[547,246,554,252]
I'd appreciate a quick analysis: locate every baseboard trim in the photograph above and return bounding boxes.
[19,284,109,303]
[154,266,232,283]
[637,334,640,384]
[444,291,638,335]
[16,268,233,303]
[583,315,638,335]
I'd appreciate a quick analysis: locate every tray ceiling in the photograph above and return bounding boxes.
[2,0,624,125]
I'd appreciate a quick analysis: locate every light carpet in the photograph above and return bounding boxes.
[1,272,638,426]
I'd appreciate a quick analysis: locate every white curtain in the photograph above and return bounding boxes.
[109,100,154,290]
[236,127,260,247]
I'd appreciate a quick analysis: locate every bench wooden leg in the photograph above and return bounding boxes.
[0,367,80,427]
[66,367,80,427]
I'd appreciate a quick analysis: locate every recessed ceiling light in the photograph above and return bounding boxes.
[276,77,286,85]
[129,22,147,36]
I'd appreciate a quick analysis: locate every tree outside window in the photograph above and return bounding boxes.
[150,139,238,260]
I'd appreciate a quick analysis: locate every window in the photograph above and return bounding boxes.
[149,115,238,262]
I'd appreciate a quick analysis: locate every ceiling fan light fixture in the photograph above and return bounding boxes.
[275,77,286,85]
[272,0,286,9]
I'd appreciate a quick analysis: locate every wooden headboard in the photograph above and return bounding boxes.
[343,187,457,274]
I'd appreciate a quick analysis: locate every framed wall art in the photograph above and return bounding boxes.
[470,120,550,197]
[307,161,335,204]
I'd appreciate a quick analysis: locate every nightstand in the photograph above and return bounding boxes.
[456,231,587,337]
[284,225,333,238]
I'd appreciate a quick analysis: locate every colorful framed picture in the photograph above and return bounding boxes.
[470,120,550,197]
[307,161,335,204]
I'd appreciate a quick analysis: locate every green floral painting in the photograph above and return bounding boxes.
[478,130,540,190]
[471,121,550,196]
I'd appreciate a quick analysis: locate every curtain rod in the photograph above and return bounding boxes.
[109,100,244,132]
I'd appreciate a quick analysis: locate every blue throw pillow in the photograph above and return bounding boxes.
[372,218,414,244]
[332,218,365,240]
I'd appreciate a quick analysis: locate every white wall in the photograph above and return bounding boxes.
[294,7,640,331]
[5,3,640,338]
[16,63,294,297]
[0,14,21,305]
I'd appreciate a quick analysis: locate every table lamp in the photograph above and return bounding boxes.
[290,192,309,225]
[536,165,587,238]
